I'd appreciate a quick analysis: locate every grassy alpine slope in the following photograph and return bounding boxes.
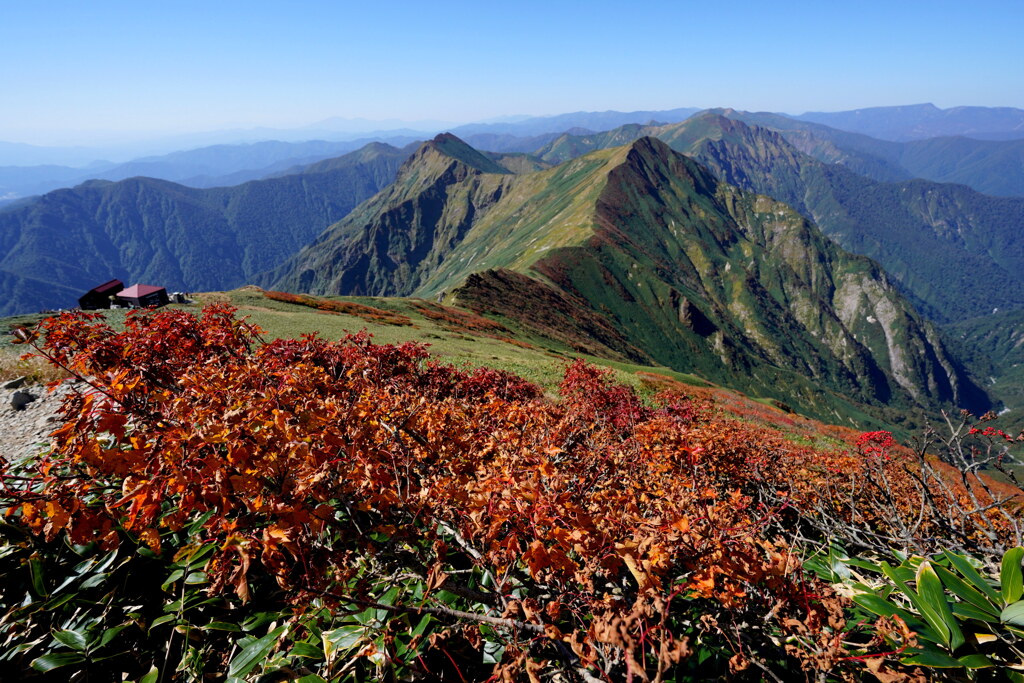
[269,133,989,429]
[531,112,1024,324]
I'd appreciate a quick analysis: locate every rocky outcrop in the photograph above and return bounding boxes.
[0,380,74,467]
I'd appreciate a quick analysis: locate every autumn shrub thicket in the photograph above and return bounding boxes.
[0,304,1021,681]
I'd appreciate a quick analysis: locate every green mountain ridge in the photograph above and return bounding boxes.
[269,133,989,424]
[709,109,1024,197]
[522,113,1024,324]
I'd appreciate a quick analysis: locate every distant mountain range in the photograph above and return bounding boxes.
[6,105,1024,425]
[5,104,1024,207]
[0,137,421,203]
[794,103,1024,141]
[0,143,415,315]
[0,107,703,168]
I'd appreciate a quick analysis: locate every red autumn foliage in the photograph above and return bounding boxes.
[2,304,1021,680]
[263,289,413,326]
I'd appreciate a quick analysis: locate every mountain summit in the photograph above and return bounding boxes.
[269,135,988,421]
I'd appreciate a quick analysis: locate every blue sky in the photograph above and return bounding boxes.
[1,0,1020,144]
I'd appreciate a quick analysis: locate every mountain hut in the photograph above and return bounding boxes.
[78,279,125,310]
[116,283,170,308]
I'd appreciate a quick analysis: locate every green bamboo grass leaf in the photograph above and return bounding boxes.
[322,625,365,659]
[852,593,916,622]
[917,561,964,651]
[139,666,159,683]
[852,593,943,643]
[880,561,951,645]
[227,625,286,679]
[31,652,87,672]
[1001,600,1024,627]
[902,649,964,668]
[942,549,1002,605]
[202,621,242,632]
[951,602,999,623]
[1001,547,1024,604]
[96,624,129,648]
[29,554,47,597]
[845,556,884,573]
[52,629,89,651]
[148,614,177,631]
[957,654,995,669]
[288,642,324,659]
[933,564,1000,617]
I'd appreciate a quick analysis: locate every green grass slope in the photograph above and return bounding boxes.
[529,113,1024,324]
[269,134,990,426]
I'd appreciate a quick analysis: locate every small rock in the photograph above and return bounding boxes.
[3,376,27,390]
[11,390,37,410]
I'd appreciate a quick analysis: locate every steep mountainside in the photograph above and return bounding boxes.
[270,134,988,423]
[0,143,414,315]
[709,110,1024,197]
[521,114,1024,323]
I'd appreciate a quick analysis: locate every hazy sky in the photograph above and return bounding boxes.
[1,0,1020,144]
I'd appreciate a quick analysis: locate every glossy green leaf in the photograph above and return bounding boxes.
[184,542,218,567]
[917,561,964,651]
[852,593,915,622]
[1001,547,1024,604]
[43,593,76,611]
[951,602,998,623]
[289,641,324,659]
[958,654,995,669]
[1001,600,1024,627]
[845,556,883,573]
[184,571,208,585]
[240,611,282,633]
[30,652,87,672]
[933,564,999,617]
[902,649,964,668]
[52,629,88,651]
[322,625,365,659]
[410,614,433,638]
[93,549,119,574]
[202,621,242,632]
[184,509,216,536]
[161,569,184,590]
[97,624,129,648]
[29,555,47,597]
[880,562,937,625]
[139,666,159,683]
[149,614,177,631]
[79,573,109,590]
[942,549,1002,605]
[227,625,286,678]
